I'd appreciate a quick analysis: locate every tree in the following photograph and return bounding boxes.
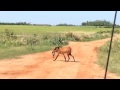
[81,20,114,27]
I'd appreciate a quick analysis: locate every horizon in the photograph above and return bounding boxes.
[0,11,119,25]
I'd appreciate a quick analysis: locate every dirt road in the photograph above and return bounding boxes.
[0,38,120,79]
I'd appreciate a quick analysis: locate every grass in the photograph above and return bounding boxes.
[0,45,52,59]
[97,38,120,75]
[0,25,120,60]
[0,25,117,35]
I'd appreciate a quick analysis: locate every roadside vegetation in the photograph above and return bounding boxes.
[97,38,120,75]
[0,25,120,59]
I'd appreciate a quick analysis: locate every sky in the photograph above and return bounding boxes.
[0,11,119,25]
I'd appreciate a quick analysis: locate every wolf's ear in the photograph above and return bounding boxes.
[58,46,61,48]
[57,47,59,49]
[54,47,58,50]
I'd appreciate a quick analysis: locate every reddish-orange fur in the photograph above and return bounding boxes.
[52,46,75,62]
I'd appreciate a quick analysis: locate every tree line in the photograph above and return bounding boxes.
[0,20,119,27]
[0,22,52,26]
[56,23,76,26]
[0,22,30,25]
[82,20,117,26]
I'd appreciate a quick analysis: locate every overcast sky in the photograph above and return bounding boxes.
[0,11,119,25]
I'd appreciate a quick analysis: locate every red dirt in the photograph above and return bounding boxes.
[0,38,120,79]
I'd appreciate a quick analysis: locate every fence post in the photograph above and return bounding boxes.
[104,11,117,79]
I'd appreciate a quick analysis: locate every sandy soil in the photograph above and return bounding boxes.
[0,38,120,79]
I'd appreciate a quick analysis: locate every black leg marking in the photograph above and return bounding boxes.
[54,54,59,61]
[63,54,66,62]
[70,54,75,62]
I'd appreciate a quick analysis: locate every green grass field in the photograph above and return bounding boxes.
[0,25,114,35]
[0,25,120,60]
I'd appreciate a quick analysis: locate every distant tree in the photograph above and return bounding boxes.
[56,23,75,26]
[0,22,30,25]
[81,20,115,27]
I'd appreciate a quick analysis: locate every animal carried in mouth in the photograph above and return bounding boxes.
[52,46,75,62]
